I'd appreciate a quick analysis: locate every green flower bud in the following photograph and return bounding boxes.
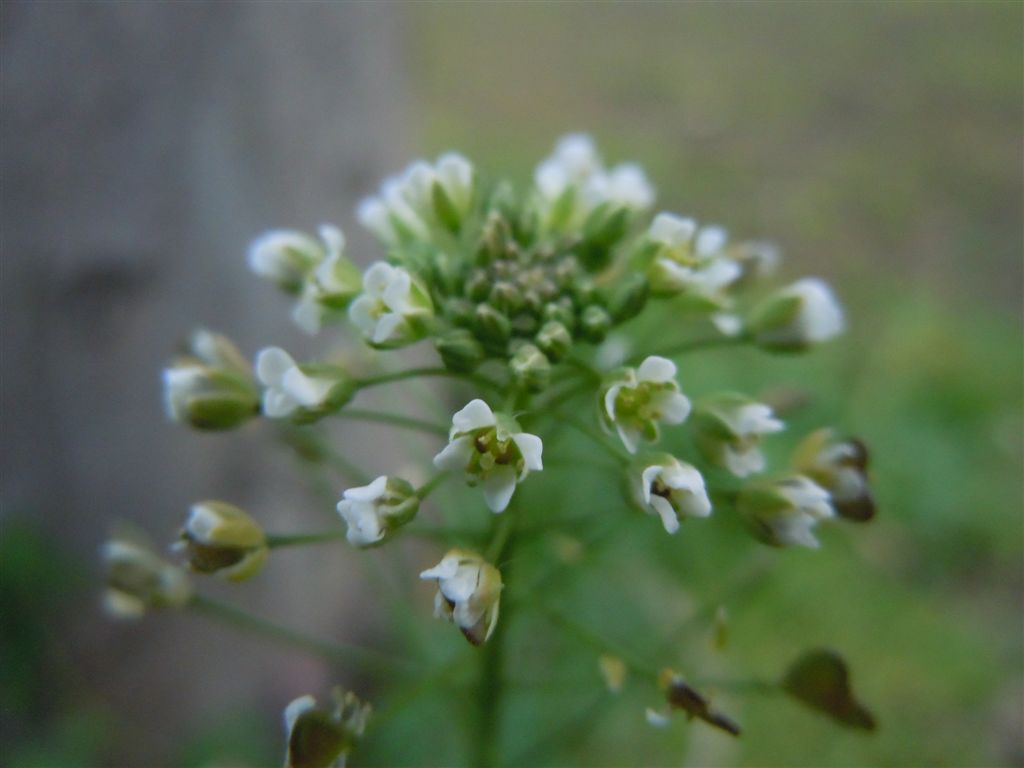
[580,305,612,343]
[464,269,492,301]
[489,281,524,313]
[102,529,192,618]
[442,297,476,328]
[605,273,650,323]
[163,330,260,431]
[436,329,486,372]
[474,303,512,346]
[510,312,540,336]
[510,343,551,392]
[284,688,371,768]
[176,501,268,582]
[535,320,573,361]
[553,254,581,288]
[543,299,577,330]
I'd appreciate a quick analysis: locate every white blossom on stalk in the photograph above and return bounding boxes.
[599,356,691,454]
[336,476,419,548]
[747,278,844,351]
[420,549,503,645]
[247,229,322,293]
[739,475,835,549]
[432,399,543,513]
[348,262,434,348]
[291,225,363,334]
[175,501,268,582]
[255,347,351,420]
[283,688,371,768]
[645,213,740,304]
[634,454,712,534]
[691,394,785,477]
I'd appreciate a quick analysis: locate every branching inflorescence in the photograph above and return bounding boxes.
[106,134,877,767]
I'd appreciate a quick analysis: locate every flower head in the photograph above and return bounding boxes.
[645,214,740,305]
[283,688,371,768]
[748,277,844,351]
[599,356,691,454]
[247,229,322,294]
[255,347,354,421]
[792,429,875,522]
[433,399,543,513]
[102,530,192,618]
[691,393,785,477]
[634,454,712,534]
[336,476,419,548]
[420,548,503,645]
[739,475,835,548]
[348,262,434,348]
[175,501,268,581]
[163,329,259,431]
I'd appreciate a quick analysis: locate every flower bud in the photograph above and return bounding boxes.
[442,297,477,328]
[632,454,711,534]
[163,329,259,431]
[599,356,691,454]
[792,429,875,522]
[739,475,835,549]
[291,226,363,334]
[473,302,512,346]
[336,476,419,548]
[464,269,492,302]
[690,394,785,477]
[348,262,434,349]
[102,530,192,618]
[176,501,268,581]
[433,399,543,513]
[489,280,524,314]
[247,229,322,294]
[747,278,844,351]
[420,549,503,645]
[605,273,650,323]
[256,348,355,422]
[535,320,573,362]
[283,688,371,768]
[580,305,612,343]
[509,343,551,393]
[435,328,486,372]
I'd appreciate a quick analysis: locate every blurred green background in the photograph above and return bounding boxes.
[3,2,1021,766]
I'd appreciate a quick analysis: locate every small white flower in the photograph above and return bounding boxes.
[635,455,712,534]
[534,133,601,201]
[748,277,844,351]
[792,429,875,522]
[433,399,543,513]
[691,394,785,477]
[175,501,268,582]
[600,356,691,454]
[102,531,192,618]
[247,229,322,292]
[740,475,835,549]
[357,175,431,245]
[255,347,344,419]
[348,262,434,348]
[585,163,655,210]
[420,548,503,645]
[646,214,738,302]
[336,476,419,548]
[283,688,371,768]
[291,225,362,334]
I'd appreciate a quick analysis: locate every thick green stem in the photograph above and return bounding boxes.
[188,594,416,677]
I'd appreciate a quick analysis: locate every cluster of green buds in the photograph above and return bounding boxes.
[110,134,879,761]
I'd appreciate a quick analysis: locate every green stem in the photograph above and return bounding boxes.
[188,594,416,677]
[415,471,449,500]
[556,410,630,463]
[356,366,501,393]
[266,530,346,548]
[637,333,749,363]
[538,604,658,678]
[337,408,448,437]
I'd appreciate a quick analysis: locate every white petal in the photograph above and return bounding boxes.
[636,355,676,384]
[282,367,333,407]
[255,347,295,387]
[318,224,345,256]
[649,213,695,247]
[603,383,623,422]
[482,466,517,513]
[348,295,379,336]
[439,564,480,604]
[356,198,395,243]
[512,433,544,473]
[723,445,765,477]
[371,312,405,345]
[712,312,743,337]
[381,268,413,314]
[362,261,396,297]
[653,390,691,425]
[433,436,474,471]
[646,708,672,728]
[420,554,461,580]
[343,476,389,503]
[284,695,318,734]
[649,495,680,534]
[451,399,496,434]
[640,465,662,505]
[616,423,641,454]
[262,389,296,419]
[696,225,728,256]
[291,290,323,335]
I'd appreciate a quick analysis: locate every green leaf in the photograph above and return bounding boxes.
[782,649,877,731]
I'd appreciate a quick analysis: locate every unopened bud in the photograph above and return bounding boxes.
[535,320,572,361]
[176,501,268,581]
[436,329,486,372]
[605,273,650,323]
[510,343,551,392]
[284,688,371,768]
[102,530,192,618]
[337,476,419,548]
[580,305,612,343]
[164,330,259,431]
[747,278,844,352]
[474,303,512,346]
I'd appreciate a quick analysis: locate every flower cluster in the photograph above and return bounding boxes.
[107,134,876,762]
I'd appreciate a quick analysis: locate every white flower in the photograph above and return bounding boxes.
[748,277,844,351]
[255,347,344,419]
[357,176,431,245]
[534,133,601,201]
[347,262,434,348]
[291,225,362,334]
[740,475,835,549]
[646,214,739,302]
[635,455,712,534]
[283,688,371,768]
[336,476,419,548]
[600,356,691,454]
[175,501,268,582]
[585,163,655,210]
[432,399,543,513]
[792,429,875,522]
[420,548,503,645]
[692,394,785,477]
[247,229,322,292]
[102,532,192,618]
